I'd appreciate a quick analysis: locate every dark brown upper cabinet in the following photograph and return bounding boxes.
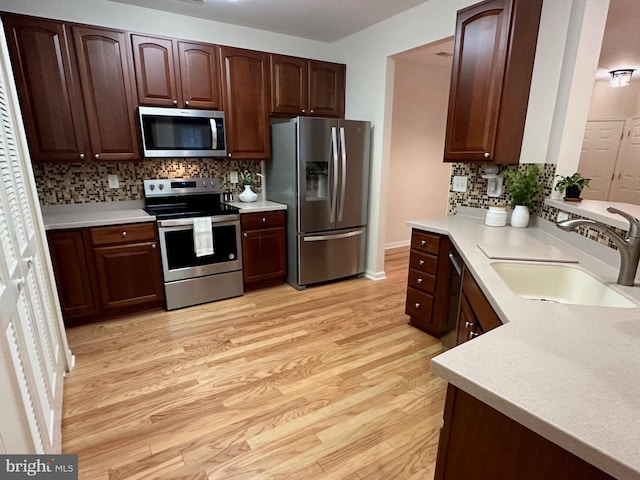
[220,46,271,160]
[443,0,543,164]
[3,14,140,162]
[3,15,90,162]
[131,34,222,110]
[72,25,140,162]
[270,54,345,118]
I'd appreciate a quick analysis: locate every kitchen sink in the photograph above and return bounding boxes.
[491,262,636,308]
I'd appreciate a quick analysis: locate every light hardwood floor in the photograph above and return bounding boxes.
[62,247,447,479]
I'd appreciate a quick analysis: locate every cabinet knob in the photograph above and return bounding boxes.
[465,321,474,329]
[228,153,232,158]
[417,278,423,284]
[469,331,480,339]
[173,99,178,105]
[262,217,266,222]
[420,240,426,246]
[418,259,425,266]
[243,232,247,238]
[302,109,306,113]
[95,153,100,160]
[185,100,190,107]
[79,153,85,160]
[151,243,156,249]
[414,302,420,309]
[310,109,314,114]
[122,231,127,238]
[483,152,490,159]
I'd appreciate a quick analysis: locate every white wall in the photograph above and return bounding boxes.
[588,79,640,120]
[385,59,451,249]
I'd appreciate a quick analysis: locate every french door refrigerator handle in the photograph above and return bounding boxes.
[330,126,338,223]
[338,126,347,222]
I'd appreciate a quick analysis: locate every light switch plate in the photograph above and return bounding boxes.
[452,176,468,193]
[557,211,569,222]
[108,174,119,189]
[230,171,238,184]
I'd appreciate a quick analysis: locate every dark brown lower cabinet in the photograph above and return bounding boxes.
[435,384,615,479]
[240,211,287,290]
[47,222,164,326]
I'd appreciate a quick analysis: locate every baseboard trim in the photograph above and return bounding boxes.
[365,270,386,281]
[385,240,410,250]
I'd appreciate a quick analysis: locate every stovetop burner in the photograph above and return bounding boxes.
[143,178,239,220]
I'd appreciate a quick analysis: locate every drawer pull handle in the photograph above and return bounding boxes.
[262,217,267,222]
[469,331,480,339]
[417,278,423,284]
[243,233,247,238]
[465,321,474,329]
[420,240,426,246]
[94,153,100,160]
[418,259,425,266]
[122,231,127,237]
[414,302,420,309]
[151,243,156,249]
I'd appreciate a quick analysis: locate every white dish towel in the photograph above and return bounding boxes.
[193,217,214,257]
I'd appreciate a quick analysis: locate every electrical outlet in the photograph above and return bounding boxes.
[108,174,119,189]
[230,171,238,184]
[557,211,569,222]
[452,176,468,193]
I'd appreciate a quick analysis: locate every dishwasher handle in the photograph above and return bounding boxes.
[448,252,462,276]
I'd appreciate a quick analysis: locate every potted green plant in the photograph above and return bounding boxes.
[238,170,258,202]
[500,165,543,228]
[554,172,590,202]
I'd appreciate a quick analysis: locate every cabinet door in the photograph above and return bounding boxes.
[270,54,308,116]
[72,26,140,161]
[309,60,345,118]
[92,241,164,311]
[131,34,180,107]
[47,230,97,319]
[456,294,477,345]
[220,46,271,160]
[178,41,221,109]
[241,227,286,287]
[3,15,90,162]
[444,0,510,163]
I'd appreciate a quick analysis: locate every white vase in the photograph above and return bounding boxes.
[239,184,258,202]
[510,205,530,228]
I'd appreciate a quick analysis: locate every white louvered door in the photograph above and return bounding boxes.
[0,19,72,454]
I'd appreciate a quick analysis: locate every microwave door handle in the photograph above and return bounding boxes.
[210,119,218,149]
[330,127,338,223]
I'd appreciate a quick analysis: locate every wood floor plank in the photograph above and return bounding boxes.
[61,247,448,479]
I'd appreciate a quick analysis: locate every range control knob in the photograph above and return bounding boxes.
[210,181,215,187]
[149,184,155,191]
[159,184,165,190]
[203,181,207,187]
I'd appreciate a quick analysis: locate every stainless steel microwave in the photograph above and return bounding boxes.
[138,106,227,158]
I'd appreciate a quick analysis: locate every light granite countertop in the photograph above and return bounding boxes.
[409,212,640,480]
[41,201,153,230]
[41,199,287,230]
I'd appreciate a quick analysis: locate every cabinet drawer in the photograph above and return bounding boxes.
[90,223,156,246]
[241,211,286,230]
[409,250,437,274]
[408,268,436,294]
[411,230,440,255]
[405,287,434,322]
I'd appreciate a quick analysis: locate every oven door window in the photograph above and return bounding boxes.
[164,224,238,270]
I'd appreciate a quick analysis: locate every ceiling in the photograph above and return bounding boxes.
[597,0,640,79]
[109,0,429,43]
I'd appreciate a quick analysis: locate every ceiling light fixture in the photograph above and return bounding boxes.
[609,69,634,87]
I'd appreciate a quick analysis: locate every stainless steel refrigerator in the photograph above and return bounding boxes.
[267,117,371,289]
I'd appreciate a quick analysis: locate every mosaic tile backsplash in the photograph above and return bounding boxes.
[33,158,262,205]
[446,162,619,251]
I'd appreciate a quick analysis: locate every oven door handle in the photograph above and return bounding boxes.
[157,216,239,227]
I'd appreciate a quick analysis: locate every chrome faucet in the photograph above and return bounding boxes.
[556,207,640,286]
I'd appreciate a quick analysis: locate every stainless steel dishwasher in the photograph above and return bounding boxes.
[441,243,463,349]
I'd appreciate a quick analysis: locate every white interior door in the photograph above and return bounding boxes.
[577,120,624,200]
[610,118,640,204]
[0,19,71,454]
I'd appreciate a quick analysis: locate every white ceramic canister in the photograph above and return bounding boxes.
[485,206,507,227]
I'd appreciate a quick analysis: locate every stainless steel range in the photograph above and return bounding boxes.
[144,178,243,310]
